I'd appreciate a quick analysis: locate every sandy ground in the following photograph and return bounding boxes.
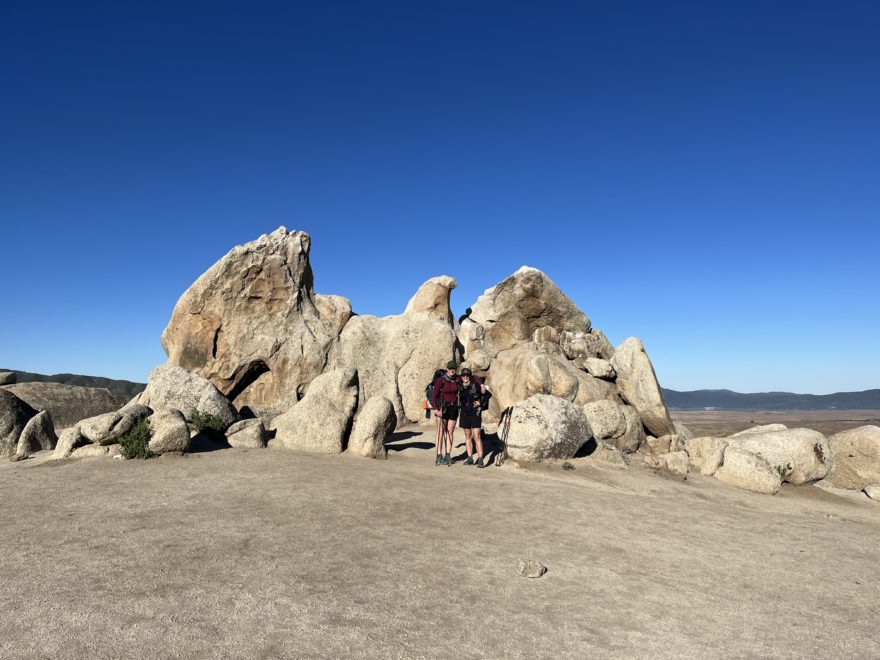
[671,409,880,438]
[1,425,879,659]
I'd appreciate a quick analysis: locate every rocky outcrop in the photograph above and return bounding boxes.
[147,408,190,454]
[15,410,57,459]
[582,400,643,453]
[714,446,782,494]
[138,364,237,429]
[1,389,37,459]
[684,436,727,475]
[644,451,689,478]
[2,382,128,429]
[328,278,457,425]
[504,394,591,463]
[225,419,266,449]
[161,227,345,410]
[0,372,16,385]
[610,338,674,437]
[53,427,87,460]
[348,396,397,459]
[78,405,152,446]
[825,426,880,490]
[269,369,358,454]
[725,428,831,485]
[487,343,619,417]
[462,267,590,362]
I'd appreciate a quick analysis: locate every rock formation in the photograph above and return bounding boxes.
[348,396,397,459]
[268,369,358,454]
[713,447,783,495]
[504,394,592,462]
[161,227,346,411]
[225,419,267,449]
[1,389,38,459]
[327,276,458,424]
[824,426,880,490]
[14,410,57,459]
[138,364,237,428]
[725,428,831,485]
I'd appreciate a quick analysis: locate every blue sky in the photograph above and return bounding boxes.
[1,1,878,393]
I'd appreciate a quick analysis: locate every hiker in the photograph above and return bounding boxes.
[431,360,460,466]
[424,367,445,465]
[458,367,490,467]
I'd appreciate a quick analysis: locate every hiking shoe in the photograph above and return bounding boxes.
[445,454,452,466]
[435,454,442,466]
[463,457,474,466]
[476,458,485,468]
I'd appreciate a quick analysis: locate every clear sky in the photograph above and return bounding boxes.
[1,1,878,393]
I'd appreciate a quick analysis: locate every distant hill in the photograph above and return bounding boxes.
[663,388,880,411]
[1,368,146,399]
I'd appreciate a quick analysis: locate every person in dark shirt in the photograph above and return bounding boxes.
[431,360,460,466]
[457,367,490,468]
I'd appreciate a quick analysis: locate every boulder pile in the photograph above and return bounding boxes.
[3,226,877,501]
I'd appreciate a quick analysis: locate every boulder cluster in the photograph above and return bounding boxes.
[2,227,879,502]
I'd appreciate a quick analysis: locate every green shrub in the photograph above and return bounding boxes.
[774,463,793,479]
[119,418,154,459]
[561,461,575,471]
[190,410,227,435]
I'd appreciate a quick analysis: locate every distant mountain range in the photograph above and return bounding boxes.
[1,368,146,399]
[663,388,880,411]
[3,368,878,411]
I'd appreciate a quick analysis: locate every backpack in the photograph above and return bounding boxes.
[425,369,444,404]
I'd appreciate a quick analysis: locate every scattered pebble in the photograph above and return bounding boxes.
[518,559,548,578]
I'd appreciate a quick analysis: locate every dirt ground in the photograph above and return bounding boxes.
[671,409,880,438]
[1,424,879,659]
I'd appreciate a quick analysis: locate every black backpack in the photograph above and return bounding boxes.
[425,368,444,403]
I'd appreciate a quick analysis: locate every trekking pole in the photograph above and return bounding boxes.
[495,407,512,467]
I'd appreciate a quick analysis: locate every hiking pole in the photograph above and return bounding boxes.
[495,407,512,467]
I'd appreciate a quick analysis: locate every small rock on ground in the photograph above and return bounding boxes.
[518,559,548,578]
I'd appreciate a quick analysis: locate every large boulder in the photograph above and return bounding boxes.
[582,400,643,453]
[52,427,87,460]
[147,408,191,454]
[348,396,397,459]
[161,227,347,410]
[825,426,880,490]
[0,389,37,459]
[610,337,674,437]
[138,364,237,429]
[460,267,591,367]
[225,419,267,449]
[0,372,16,385]
[269,369,358,454]
[504,394,592,463]
[725,428,832,485]
[78,405,152,446]
[714,446,782,494]
[1,382,128,429]
[14,410,57,459]
[684,436,727,475]
[488,343,618,414]
[328,278,457,425]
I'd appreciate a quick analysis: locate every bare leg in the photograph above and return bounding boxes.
[434,413,443,461]
[474,427,484,459]
[445,419,456,457]
[463,428,474,458]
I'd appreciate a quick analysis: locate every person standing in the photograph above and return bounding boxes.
[431,360,459,466]
[457,368,490,468]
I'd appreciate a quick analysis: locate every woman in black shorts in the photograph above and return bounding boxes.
[431,360,460,466]
[458,367,490,468]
